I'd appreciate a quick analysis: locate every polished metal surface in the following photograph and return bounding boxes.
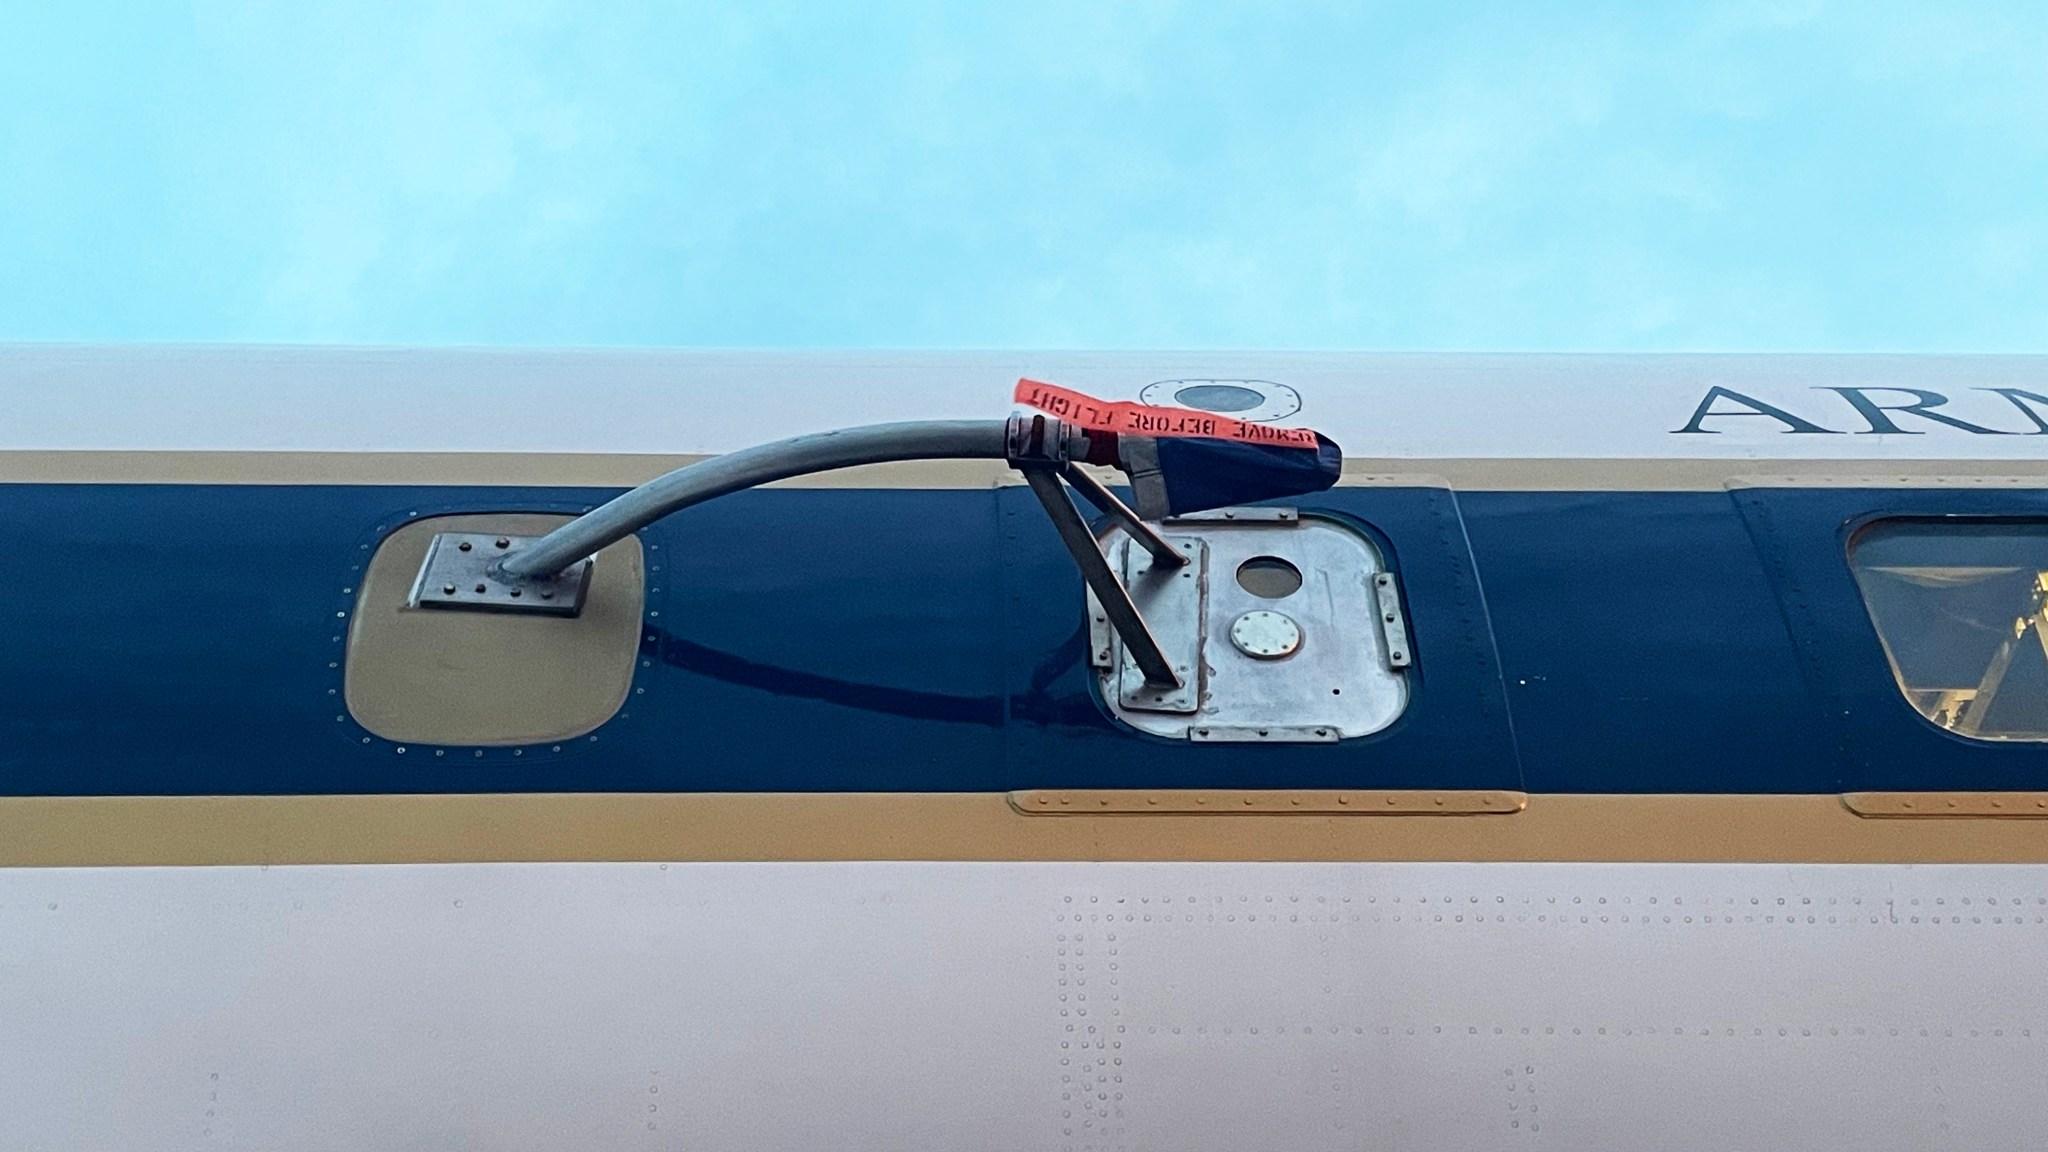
[5,860,2047,1150]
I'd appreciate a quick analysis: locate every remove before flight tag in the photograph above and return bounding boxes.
[1012,379,1320,449]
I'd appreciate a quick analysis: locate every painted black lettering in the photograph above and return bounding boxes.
[1822,387,2012,435]
[1673,387,1837,434]
[1979,388,2048,434]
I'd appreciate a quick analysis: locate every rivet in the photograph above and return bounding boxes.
[458,541,473,552]
[508,589,522,598]
[442,584,457,595]
[540,589,554,599]
[474,584,488,594]
[495,538,510,548]
[1337,795,1350,805]
[1243,796,1255,806]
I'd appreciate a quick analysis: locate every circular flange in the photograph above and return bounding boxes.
[1139,378,1302,423]
[1230,610,1302,659]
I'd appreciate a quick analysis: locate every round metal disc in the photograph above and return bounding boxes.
[1230,610,1302,659]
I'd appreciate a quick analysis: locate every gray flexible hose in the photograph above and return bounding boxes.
[497,419,1011,579]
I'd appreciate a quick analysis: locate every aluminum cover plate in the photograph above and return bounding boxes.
[1101,513,1409,740]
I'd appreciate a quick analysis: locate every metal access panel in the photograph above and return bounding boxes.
[1092,510,1409,741]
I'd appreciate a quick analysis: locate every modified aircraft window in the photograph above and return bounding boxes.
[1849,520,2048,741]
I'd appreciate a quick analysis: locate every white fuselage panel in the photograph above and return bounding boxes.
[4,345,2048,459]
[4,861,2042,1150]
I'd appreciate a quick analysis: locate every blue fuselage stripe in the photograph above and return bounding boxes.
[0,481,2043,796]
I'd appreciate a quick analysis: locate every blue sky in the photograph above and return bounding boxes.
[2,1,2043,350]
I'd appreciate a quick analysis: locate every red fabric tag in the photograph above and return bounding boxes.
[1012,379,1319,449]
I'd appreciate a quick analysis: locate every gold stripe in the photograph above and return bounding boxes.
[6,792,2048,867]
[0,451,2039,491]
[1009,789,1526,815]
[0,451,1008,489]
[1843,792,2048,818]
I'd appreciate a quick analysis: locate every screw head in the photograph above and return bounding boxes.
[442,584,456,595]
[457,541,473,552]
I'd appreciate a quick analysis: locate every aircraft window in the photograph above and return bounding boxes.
[1849,520,2048,741]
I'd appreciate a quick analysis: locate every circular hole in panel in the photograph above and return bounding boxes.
[1173,383,1267,413]
[1236,556,1302,599]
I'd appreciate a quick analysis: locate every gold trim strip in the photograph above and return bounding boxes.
[0,451,2039,491]
[6,792,2048,866]
[1008,789,1526,815]
[1843,792,2048,818]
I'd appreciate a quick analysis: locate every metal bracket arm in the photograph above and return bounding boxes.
[1019,466,1181,688]
[1059,463,1186,570]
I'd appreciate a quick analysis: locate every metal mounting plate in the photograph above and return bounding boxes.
[1113,536,1206,713]
[408,533,595,617]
